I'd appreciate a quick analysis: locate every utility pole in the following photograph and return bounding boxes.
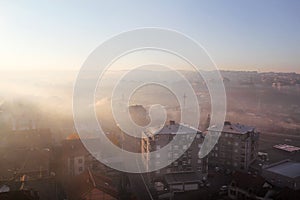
[183,93,187,110]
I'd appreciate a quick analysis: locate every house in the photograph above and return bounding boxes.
[228,171,272,200]
[65,169,119,200]
[0,175,61,200]
[3,129,53,149]
[0,148,50,180]
[0,190,39,200]
[61,134,89,176]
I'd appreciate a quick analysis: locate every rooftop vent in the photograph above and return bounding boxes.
[224,121,231,126]
[170,120,175,125]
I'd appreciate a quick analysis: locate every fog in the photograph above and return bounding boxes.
[0,69,300,143]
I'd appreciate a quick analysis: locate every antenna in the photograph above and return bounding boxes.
[183,93,187,110]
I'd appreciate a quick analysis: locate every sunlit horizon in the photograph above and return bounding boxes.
[0,0,299,73]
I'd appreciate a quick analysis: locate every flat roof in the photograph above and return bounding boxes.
[208,123,255,134]
[165,172,201,184]
[144,123,200,136]
[264,161,300,178]
[273,144,300,153]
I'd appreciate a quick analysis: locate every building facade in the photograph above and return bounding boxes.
[61,134,92,177]
[141,121,208,180]
[208,121,259,171]
[262,160,300,190]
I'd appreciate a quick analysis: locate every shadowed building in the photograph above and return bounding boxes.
[207,121,259,171]
[65,169,119,200]
[141,120,208,192]
[262,160,300,190]
[228,171,272,200]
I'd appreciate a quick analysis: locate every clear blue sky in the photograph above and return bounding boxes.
[0,0,299,72]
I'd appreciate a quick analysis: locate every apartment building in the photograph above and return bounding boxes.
[141,121,208,179]
[208,121,259,171]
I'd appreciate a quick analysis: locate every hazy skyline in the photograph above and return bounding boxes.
[0,0,299,73]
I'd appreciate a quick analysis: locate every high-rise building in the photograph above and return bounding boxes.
[207,121,259,171]
[141,121,208,179]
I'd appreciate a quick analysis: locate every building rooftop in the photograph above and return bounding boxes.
[208,121,255,134]
[0,148,50,180]
[165,172,201,184]
[264,160,300,178]
[66,169,118,200]
[273,144,300,153]
[231,171,269,197]
[66,133,80,140]
[144,121,200,136]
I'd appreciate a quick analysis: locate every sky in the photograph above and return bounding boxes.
[0,0,299,73]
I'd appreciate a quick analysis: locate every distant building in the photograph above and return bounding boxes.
[207,121,259,171]
[262,160,300,190]
[65,169,119,200]
[11,118,37,131]
[61,134,91,176]
[273,144,300,153]
[0,190,39,200]
[141,120,208,191]
[61,134,121,178]
[0,148,51,180]
[0,176,60,200]
[3,129,53,149]
[227,171,272,200]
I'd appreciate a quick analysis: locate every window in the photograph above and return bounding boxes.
[174,153,179,158]
[197,159,202,164]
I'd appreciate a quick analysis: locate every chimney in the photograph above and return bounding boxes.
[170,120,175,125]
[224,121,231,126]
